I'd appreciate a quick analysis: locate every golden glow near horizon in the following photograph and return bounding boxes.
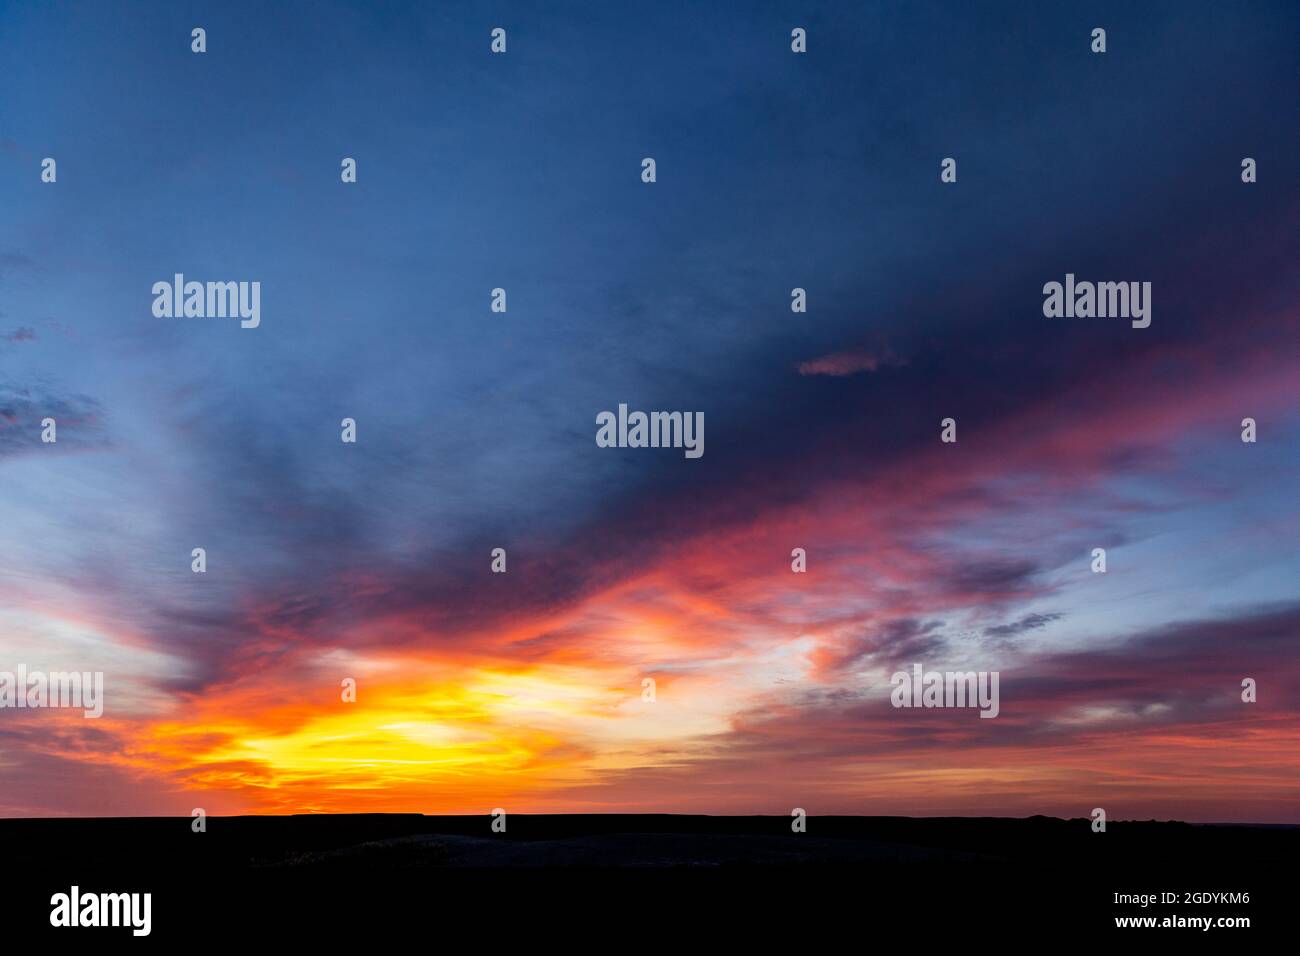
[78,654,735,812]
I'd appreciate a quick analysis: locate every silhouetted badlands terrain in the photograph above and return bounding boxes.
[3,815,1287,938]
[4,813,1293,867]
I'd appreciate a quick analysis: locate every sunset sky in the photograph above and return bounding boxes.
[1,1,1298,821]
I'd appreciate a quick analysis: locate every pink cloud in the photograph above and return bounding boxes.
[797,348,906,377]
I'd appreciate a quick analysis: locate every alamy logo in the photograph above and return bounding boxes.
[890,663,1000,718]
[1042,273,1150,328]
[152,274,261,328]
[0,666,103,717]
[50,886,151,936]
[596,404,704,459]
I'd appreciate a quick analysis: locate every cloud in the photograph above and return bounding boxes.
[984,612,1064,639]
[797,348,906,377]
[549,602,1300,819]
[0,252,36,278]
[0,383,107,459]
[2,327,36,345]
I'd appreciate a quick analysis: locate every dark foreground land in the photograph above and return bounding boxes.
[1,814,1289,940]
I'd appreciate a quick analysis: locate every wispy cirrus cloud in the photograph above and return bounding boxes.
[797,348,906,377]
